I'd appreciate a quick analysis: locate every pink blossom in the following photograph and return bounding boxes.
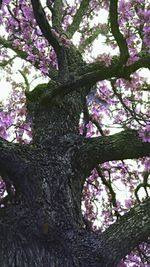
[96,53,112,66]
[139,124,150,143]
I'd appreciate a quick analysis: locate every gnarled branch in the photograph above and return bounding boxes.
[0,137,26,177]
[109,0,129,64]
[101,198,150,266]
[74,129,150,175]
[25,54,150,104]
[0,137,33,199]
[31,0,60,50]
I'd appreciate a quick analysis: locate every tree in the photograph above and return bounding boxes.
[0,0,150,266]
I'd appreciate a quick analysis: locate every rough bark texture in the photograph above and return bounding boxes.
[0,2,150,266]
[0,74,150,266]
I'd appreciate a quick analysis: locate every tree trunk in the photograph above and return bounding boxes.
[0,49,150,266]
[0,81,150,267]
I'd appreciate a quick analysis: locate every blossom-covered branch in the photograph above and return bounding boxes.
[67,0,90,38]
[74,129,150,175]
[78,55,150,87]
[0,55,17,67]
[78,24,107,52]
[0,36,58,79]
[31,0,60,51]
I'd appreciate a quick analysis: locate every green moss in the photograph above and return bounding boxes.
[25,83,48,101]
[25,80,59,104]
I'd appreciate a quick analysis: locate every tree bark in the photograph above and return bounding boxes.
[0,80,150,266]
[0,7,150,263]
[74,130,150,176]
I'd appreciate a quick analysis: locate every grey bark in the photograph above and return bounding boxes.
[0,24,150,266]
[0,75,150,266]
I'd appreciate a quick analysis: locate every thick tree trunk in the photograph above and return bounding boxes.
[0,87,150,266]
[0,119,103,266]
[1,0,150,265]
[0,53,150,267]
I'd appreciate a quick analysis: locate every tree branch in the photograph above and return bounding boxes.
[84,55,150,75]
[100,198,150,266]
[31,0,60,51]
[31,0,71,80]
[52,0,63,31]
[79,24,107,53]
[96,165,120,218]
[109,0,129,64]
[64,199,150,266]
[127,56,150,73]
[40,55,150,100]
[0,137,30,186]
[19,70,30,92]
[25,54,150,104]
[67,0,90,38]
[74,129,150,175]
[0,55,17,67]
[0,138,29,176]
[0,36,58,79]
[0,36,27,60]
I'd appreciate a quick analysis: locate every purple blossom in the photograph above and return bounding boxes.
[139,124,150,142]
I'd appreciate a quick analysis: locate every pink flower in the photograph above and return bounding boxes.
[97,53,112,66]
[125,199,133,209]
[139,124,150,142]
[117,261,126,267]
